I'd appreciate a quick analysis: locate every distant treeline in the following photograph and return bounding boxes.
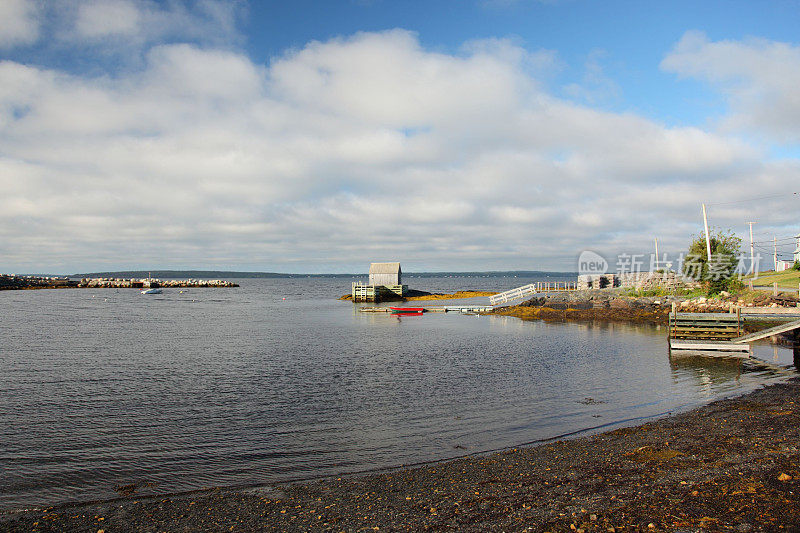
[70,270,577,279]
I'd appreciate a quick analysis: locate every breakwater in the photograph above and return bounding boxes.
[0,274,77,290]
[77,277,238,288]
[0,274,238,290]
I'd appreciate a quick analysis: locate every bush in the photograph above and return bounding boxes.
[683,229,742,295]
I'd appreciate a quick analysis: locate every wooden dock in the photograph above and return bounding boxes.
[359,305,493,314]
[668,310,748,356]
[667,307,800,357]
[668,311,742,340]
[668,339,751,357]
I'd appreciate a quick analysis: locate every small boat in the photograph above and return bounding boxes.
[389,307,424,314]
[141,288,162,295]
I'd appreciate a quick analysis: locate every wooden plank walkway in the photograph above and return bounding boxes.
[731,318,800,344]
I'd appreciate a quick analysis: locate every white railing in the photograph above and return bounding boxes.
[489,281,577,305]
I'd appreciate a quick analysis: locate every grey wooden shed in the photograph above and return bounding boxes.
[369,262,402,286]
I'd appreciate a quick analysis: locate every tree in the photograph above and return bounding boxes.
[683,229,742,294]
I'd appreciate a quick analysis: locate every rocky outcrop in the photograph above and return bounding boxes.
[518,290,676,314]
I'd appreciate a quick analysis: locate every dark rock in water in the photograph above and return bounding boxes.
[524,298,593,310]
[521,296,547,307]
[578,397,606,405]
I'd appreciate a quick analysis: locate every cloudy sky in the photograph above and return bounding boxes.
[2,0,800,274]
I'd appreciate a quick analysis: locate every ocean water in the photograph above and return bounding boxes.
[0,275,795,510]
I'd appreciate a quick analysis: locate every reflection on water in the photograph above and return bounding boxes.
[669,356,743,397]
[0,276,795,511]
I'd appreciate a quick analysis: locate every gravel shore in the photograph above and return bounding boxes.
[3,377,799,532]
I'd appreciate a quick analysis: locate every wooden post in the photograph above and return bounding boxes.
[748,280,753,291]
[668,302,676,339]
[736,306,741,337]
[794,330,800,371]
[774,282,779,296]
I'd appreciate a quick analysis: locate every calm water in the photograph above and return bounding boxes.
[0,276,796,510]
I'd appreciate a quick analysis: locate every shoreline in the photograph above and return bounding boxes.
[3,377,798,532]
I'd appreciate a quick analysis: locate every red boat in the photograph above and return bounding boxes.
[389,307,425,314]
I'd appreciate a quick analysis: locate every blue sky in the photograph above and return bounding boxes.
[1,0,800,273]
[245,0,800,126]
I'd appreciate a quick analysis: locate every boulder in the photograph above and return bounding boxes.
[521,296,547,307]
[610,299,630,309]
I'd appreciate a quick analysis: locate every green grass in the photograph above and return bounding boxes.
[622,288,672,297]
[621,287,708,298]
[746,269,800,288]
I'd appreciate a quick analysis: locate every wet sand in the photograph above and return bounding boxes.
[3,377,798,532]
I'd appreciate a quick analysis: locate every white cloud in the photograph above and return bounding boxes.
[0,28,796,273]
[59,0,242,50]
[0,0,40,48]
[662,31,800,144]
[75,0,141,38]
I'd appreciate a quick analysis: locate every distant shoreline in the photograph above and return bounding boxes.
[63,270,578,279]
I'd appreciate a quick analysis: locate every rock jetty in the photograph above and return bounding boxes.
[77,277,239,288]
[0,274,77,290]
[0,274,238,290]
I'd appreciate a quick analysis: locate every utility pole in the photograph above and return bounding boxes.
[654,238,659,270]
[702,203,712,260]
[774,236,778,271]
[748,222,756,274]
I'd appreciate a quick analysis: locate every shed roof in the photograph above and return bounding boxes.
[369,262,401,274]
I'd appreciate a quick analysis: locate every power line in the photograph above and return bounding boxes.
[752,237,797,245]
[707,191,800,206]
